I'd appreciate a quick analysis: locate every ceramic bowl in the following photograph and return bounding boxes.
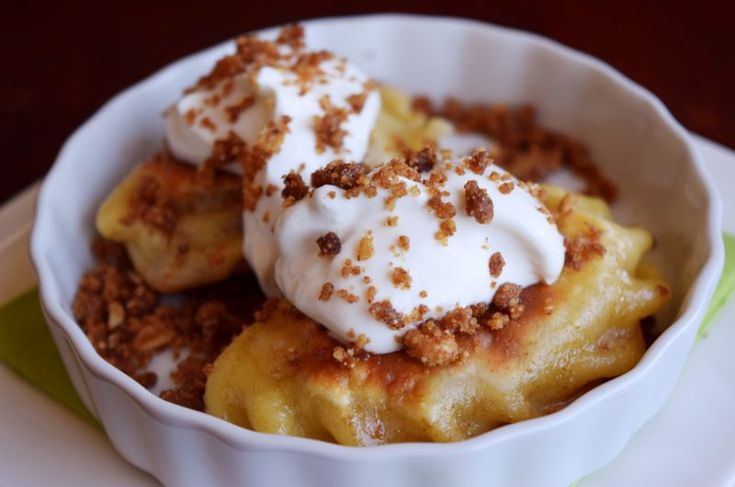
[30,14,723,487]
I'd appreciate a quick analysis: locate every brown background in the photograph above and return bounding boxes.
[2,0,733,205]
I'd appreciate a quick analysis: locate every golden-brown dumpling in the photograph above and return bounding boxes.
[204,187,669,445]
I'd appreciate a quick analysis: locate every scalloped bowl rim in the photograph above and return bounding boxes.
[30,13,724,462]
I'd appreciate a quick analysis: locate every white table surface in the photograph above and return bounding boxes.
[0,134,733,487]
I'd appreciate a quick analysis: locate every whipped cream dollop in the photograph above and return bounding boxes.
[275,155,565,353]
[164,27,381,295]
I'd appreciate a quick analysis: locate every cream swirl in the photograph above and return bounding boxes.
[274,156,565,353]
[164,27,381,295]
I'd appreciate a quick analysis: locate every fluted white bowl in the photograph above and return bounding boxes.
[31,14,723,487]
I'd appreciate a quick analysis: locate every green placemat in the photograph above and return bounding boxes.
[1,234,733,432]
[0,288,99,427]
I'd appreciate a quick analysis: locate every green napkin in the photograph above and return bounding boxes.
[0,288,99,427]
[0,235,734,430]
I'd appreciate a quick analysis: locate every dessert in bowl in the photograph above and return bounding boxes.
[30,14,722,487]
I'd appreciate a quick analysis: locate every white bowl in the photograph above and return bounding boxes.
[30,14,723,487]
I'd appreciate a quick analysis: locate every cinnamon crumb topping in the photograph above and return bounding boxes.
[439,307,479,334]
[486,312,510,330]
[335,289,359,303]
[311,160,365,189]
[332,346,357,368]
[242,115,292,211]
[405,146,438,172]
[390,267,412,290]
[316,232,341,256]
[418,97,617,201]
[385,216,399,227]
[489,252,505,277]
[397,235,410,252]
[564,226,606,270]
[435,219,457,246]
[464,180,494,224]
[402,321,459,367]
[225,95,256,123]
[318,282,334,301]
[466,149,492,174]
[365,285,377,303]
[493,283,525,319]
[368,300,405,329]
[356,232,375,261]
[314,95,349,153]
[346,91,368,112]
[427,194,456,220]
[201,131,246,177]
[498,182,515,194]
[340,258,363,278]
[419,290,428,298]
[281,171,309,202]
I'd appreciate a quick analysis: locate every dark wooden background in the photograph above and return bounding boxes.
[2,0,733,205]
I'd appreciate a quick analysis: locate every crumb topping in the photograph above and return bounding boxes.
[405,146,438,172]
[311,160,366,189]
[464,180,494,224]
[317,232,341,256]
[369,300,405,329]
[489,252,505,277]
[414,97,617,201]
[356,232,375,261]
[564,226,606,270]
[402,321,459,367]
[281,171,309,203]
[314,95,349,153]
[390,267,412,290]
[318,282,334,301]
[493,283,525,319]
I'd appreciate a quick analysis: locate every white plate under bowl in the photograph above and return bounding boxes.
[28,14,723,487]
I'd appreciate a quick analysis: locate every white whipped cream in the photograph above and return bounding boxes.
[164,33,381,295]
[274,158,565,353]
[166,73,273,165]
[243,59,380,295]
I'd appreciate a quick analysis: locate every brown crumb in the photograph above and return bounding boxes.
[489,252,505,278]
[316,232,341,256]
[340,258,363,278]
[405,146,438,172]
[485,311,510,330]
[397,235,410,252]
[439,307,479,334]
[498,182,515,194]
[368,300,405,329]
[365,285,377,303]
[464,180,494,224]
[225,95,256,123]
[420,97,617,201]
[403,321,459,367]
[427,195,456,220]
[335,289,359,303]
[385,216,399,227]
[465,149,492,174]
[318,282,334,301]
[493,283,525,319]
[564,226,606,270]
[390,267,412,290]
[356,232,374,261]
[281,171,309,202]
[332,346,357,368]
[314,95,349,153]
[311,160,366,190]
[347,91,368,112]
